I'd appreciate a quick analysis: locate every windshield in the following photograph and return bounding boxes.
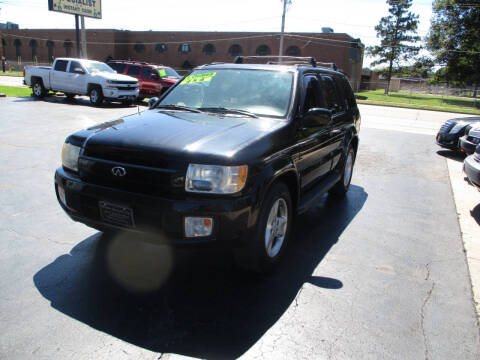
[84,62,115,74]
[158,67,181,79]
[158,69,294,117]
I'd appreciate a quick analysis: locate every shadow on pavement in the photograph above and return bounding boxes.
[34,185,367,359]
[12,94,146,108]
[437,149,466,162]
[471,203,480,226]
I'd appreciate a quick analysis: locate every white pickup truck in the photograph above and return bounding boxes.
[24,58,139,106]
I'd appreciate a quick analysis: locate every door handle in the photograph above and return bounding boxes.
[330,129,342,137]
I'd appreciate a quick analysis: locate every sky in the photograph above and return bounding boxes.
[0,0,434,67]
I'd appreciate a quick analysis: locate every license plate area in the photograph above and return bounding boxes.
[99,201,135,228]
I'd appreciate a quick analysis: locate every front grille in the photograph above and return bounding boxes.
[116,85,138,91]
[78,156,186,198]
[109,80,137,85]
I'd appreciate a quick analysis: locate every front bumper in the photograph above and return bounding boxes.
[464,155,480,189]
[459,136,479,155]
[54,167,255,246]
[103,88,139,101]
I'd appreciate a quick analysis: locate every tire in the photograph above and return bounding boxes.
[122,100,134,106]
[234,182,292,273]
[136,97,145,102]
[89,86,104,106]
[329,145,355,197]
[32,79,46,98]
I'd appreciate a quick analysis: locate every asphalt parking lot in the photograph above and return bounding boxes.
[1,96,479,360]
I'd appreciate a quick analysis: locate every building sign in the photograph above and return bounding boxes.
[48,0,102,19]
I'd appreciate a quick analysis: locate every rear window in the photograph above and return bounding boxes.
[336,76,356,109]
[54,60,68,72]
[127,65,141,77]
[109,63,126,74]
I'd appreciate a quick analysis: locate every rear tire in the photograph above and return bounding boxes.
[234,182,292,273]
[329,145,355,197]
[89,86,104,106]
[32,79,46,98]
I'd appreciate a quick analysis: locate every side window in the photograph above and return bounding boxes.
[336,76,356,110]
[321,76,343,114]
[54,60,68,72]
[302,76,321,113]
[142,67,155,79]
[69,61,83,73]
[109,63,126,74]
[127,65,141,77]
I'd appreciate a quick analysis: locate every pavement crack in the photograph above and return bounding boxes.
[420,262,435,360]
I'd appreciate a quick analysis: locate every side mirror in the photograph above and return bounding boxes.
[302,108,333,128]
[148,97,159,109]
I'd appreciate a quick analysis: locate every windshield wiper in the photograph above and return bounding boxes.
[156,104,202,113]
[198,107,258,118]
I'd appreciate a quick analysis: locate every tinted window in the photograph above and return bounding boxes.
[69,61,83,73]
[336,76,356,110]
[109,63,126,74]
[303,76,322,113]
[127,65,141,77]
[321,76,342,113]
[142,67,156,79]
[54,60,68,72]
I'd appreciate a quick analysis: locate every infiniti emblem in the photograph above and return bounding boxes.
[111,166,127,177]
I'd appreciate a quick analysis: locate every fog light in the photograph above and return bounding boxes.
[58,185,66,206]
[185,217,213,237]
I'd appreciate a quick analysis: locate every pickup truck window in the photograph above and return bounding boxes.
[69,61,83,73]
[158,69,294,118]
[54,60,68,72]
[127,65,141,77]
[84,62,115,74]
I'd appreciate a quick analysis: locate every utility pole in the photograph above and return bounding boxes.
[278,0,288,62]
[75,14,81,57]
[80,16,87,59]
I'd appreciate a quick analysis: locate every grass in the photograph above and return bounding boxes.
[355,89,480,115]
[0,85,31,97]
[0,70,23,77]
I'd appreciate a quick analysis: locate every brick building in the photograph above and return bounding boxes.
[0,29,364,89]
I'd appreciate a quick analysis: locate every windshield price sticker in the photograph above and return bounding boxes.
[181,72,217,85]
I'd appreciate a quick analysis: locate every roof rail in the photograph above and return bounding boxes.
[233,55,337,70]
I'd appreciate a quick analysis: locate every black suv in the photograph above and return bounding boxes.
[55,56,360,272]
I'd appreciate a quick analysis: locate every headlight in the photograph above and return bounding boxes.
[450,123,466,133]
[185,164,248,194]
[62,143,81,172]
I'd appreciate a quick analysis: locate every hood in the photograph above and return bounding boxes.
[82,109,286,167]
[91,71,138,82]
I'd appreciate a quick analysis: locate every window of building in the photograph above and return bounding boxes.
[29,39,38,61]
[202,43,216,56]
[64,40,73,57]
[133,43,145,54]
[256,44,271,56]
[155,43,167,53]
[127,65,141,77]
[13,39,21,59]
[285,45,301,56]
[46,40,54,63]
[178,43,191,54]
[228,44,242,57]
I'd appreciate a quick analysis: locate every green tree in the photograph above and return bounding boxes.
[427,0,480,97]
[367,0,421,94]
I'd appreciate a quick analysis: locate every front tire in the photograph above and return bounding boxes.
[330,145,355,197]
[234,182,292,273]
[89,86,104,106]
[32,79,46,98]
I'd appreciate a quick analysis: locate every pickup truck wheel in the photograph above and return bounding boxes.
[330,145,355,197]
[32,79,46,98]
[234,182,292,273]
[89,86,104,106]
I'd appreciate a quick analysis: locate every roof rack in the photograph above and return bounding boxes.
[232,56,338,71]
